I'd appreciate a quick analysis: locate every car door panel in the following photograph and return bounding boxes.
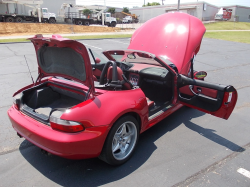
[179,86,218,99]
[177,75,237,119]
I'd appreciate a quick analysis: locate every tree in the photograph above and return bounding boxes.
[142,2,160,7]
[107,8,116,16]
[123,7,130,14]
[82,9,92,16]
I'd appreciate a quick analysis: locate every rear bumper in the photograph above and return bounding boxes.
[8,106,109,159]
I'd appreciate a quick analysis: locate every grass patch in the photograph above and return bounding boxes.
[204,31,250,44]
[204,22,250,30]
[0,34,132,43]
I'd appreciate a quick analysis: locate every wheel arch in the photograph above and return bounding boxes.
[117,112,142,132]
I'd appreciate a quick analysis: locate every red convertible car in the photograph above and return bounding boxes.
[8,12,237,165]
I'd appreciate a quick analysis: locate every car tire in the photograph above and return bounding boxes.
[99,115,139,165]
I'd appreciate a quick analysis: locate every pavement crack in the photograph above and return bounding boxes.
[0,105,11,109]
[195,60,221,68]
[206,63,250,72]
[172,142,250,187]
[235,102,250,110]
[0,143,35,156]
[236,85,250,90]
[5,46,18,56]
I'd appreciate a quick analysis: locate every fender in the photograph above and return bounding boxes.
[61,88,149,131]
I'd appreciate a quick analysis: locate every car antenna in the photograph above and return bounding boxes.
[24,55,34,84]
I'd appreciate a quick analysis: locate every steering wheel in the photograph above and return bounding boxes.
[99,61,118,85]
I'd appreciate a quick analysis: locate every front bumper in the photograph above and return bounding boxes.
[8,106,109,159]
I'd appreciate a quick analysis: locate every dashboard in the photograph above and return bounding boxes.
[117,62,172,86]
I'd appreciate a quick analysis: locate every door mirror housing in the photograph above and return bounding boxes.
[194,71,207,80]
[95,57,101,64]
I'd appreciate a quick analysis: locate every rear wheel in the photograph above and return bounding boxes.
[6,17,14,22]
[99,115,139,165]
[84,21,90,26]
[15,17,23,23]
[77,20,83,25]
[49,18,56,24]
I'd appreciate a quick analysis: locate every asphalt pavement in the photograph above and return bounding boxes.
[0,38,250,187]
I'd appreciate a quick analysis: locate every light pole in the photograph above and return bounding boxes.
[177,0,180,11]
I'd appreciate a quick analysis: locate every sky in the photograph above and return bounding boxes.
[76,0,250,8]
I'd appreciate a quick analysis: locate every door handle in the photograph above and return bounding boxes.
[189,85,198,96]
[197,87,202,92]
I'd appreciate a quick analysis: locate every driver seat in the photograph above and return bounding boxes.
[107,66,132,90]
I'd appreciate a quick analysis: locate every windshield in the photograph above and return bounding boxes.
[88,48,109,64]
[108,51,163,67]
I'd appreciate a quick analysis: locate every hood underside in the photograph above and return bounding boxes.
[128,12,206,74]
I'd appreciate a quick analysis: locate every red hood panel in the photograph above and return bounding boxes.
[29,34,94,90]
[128,12,206,74]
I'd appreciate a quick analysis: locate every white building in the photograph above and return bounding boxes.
[130,1,219,23]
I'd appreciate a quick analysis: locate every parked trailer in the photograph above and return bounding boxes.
[0,8,56,23]
[65,12,116,27]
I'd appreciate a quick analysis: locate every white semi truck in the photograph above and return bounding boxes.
[0,0,56,23]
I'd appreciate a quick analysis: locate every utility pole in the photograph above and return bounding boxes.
[162,0,164,5]
[177,0,180,11]
[144,0,145,6]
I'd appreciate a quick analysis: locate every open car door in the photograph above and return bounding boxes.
[177,74,237,119]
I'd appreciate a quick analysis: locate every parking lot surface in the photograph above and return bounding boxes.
[0,38,250,187]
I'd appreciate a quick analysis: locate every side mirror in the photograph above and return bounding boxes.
[194,71,207,80]
[95,57,101,64]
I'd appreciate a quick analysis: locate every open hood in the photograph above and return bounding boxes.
[29,34,94,91]
[128,12,206,74]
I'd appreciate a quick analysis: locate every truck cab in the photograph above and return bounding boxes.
[122,16,132,23]
[41,8,56,23]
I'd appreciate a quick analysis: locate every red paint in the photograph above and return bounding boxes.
[128,12,206,75]
[93,69,102,77]
[8,13,238,161]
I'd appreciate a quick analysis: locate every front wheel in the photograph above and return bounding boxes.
[99,115,139,165]
[49,18,56,24]
[110,21,116,27]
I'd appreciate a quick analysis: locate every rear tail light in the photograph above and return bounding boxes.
[50,114,84,133]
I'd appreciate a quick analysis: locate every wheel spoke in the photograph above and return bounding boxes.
[112,142,121,153]
[117,124,126,136]
[123,131,134,141]
[111,120,138,161]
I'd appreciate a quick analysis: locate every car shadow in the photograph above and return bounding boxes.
[19,107,244,186]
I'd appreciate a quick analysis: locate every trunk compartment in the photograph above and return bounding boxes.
[20,82,86,124]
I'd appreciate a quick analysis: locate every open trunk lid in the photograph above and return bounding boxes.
[29,34,94,93]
